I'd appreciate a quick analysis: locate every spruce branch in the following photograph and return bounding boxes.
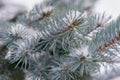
[3,24,41,69]
[27,5,54,26]
[93,59,120,63]
[87,14,111,34]
[98,35,120,51]
[6,40,34,69]
[41,10,86,38]
[25,55,53,80]
[35,10,88,56]
[90,17,120,53]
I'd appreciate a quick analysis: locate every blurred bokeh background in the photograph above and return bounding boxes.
[0,0,120,21]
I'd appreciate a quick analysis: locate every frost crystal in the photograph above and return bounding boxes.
[70,46,89,57]
[42,6,54,14]
[63,10,87,26]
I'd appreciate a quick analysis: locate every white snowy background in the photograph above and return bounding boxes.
[0,0,120,21]
[0,0,44,21]
[95,0,120,20]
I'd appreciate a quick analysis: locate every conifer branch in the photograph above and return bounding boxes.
[54,20,84,36]
[28,10,53,26]
[87,14,111,34]
[98,34,120,51]
[93,59,120,63]
[87,23,103,34]
[90,17,120,53]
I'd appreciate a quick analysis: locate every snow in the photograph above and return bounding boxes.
[70,45,89,57]
[0,0,44,11]
[0,0,45,21]
[94,0,120,20]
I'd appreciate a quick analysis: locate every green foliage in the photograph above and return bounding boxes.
[0,59,24,80]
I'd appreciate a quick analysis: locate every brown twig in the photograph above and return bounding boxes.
[97,32,120,51]
[87,23,103,34]
[28,11,53,26]
[53,20,81,36]
[93,59,118,63]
